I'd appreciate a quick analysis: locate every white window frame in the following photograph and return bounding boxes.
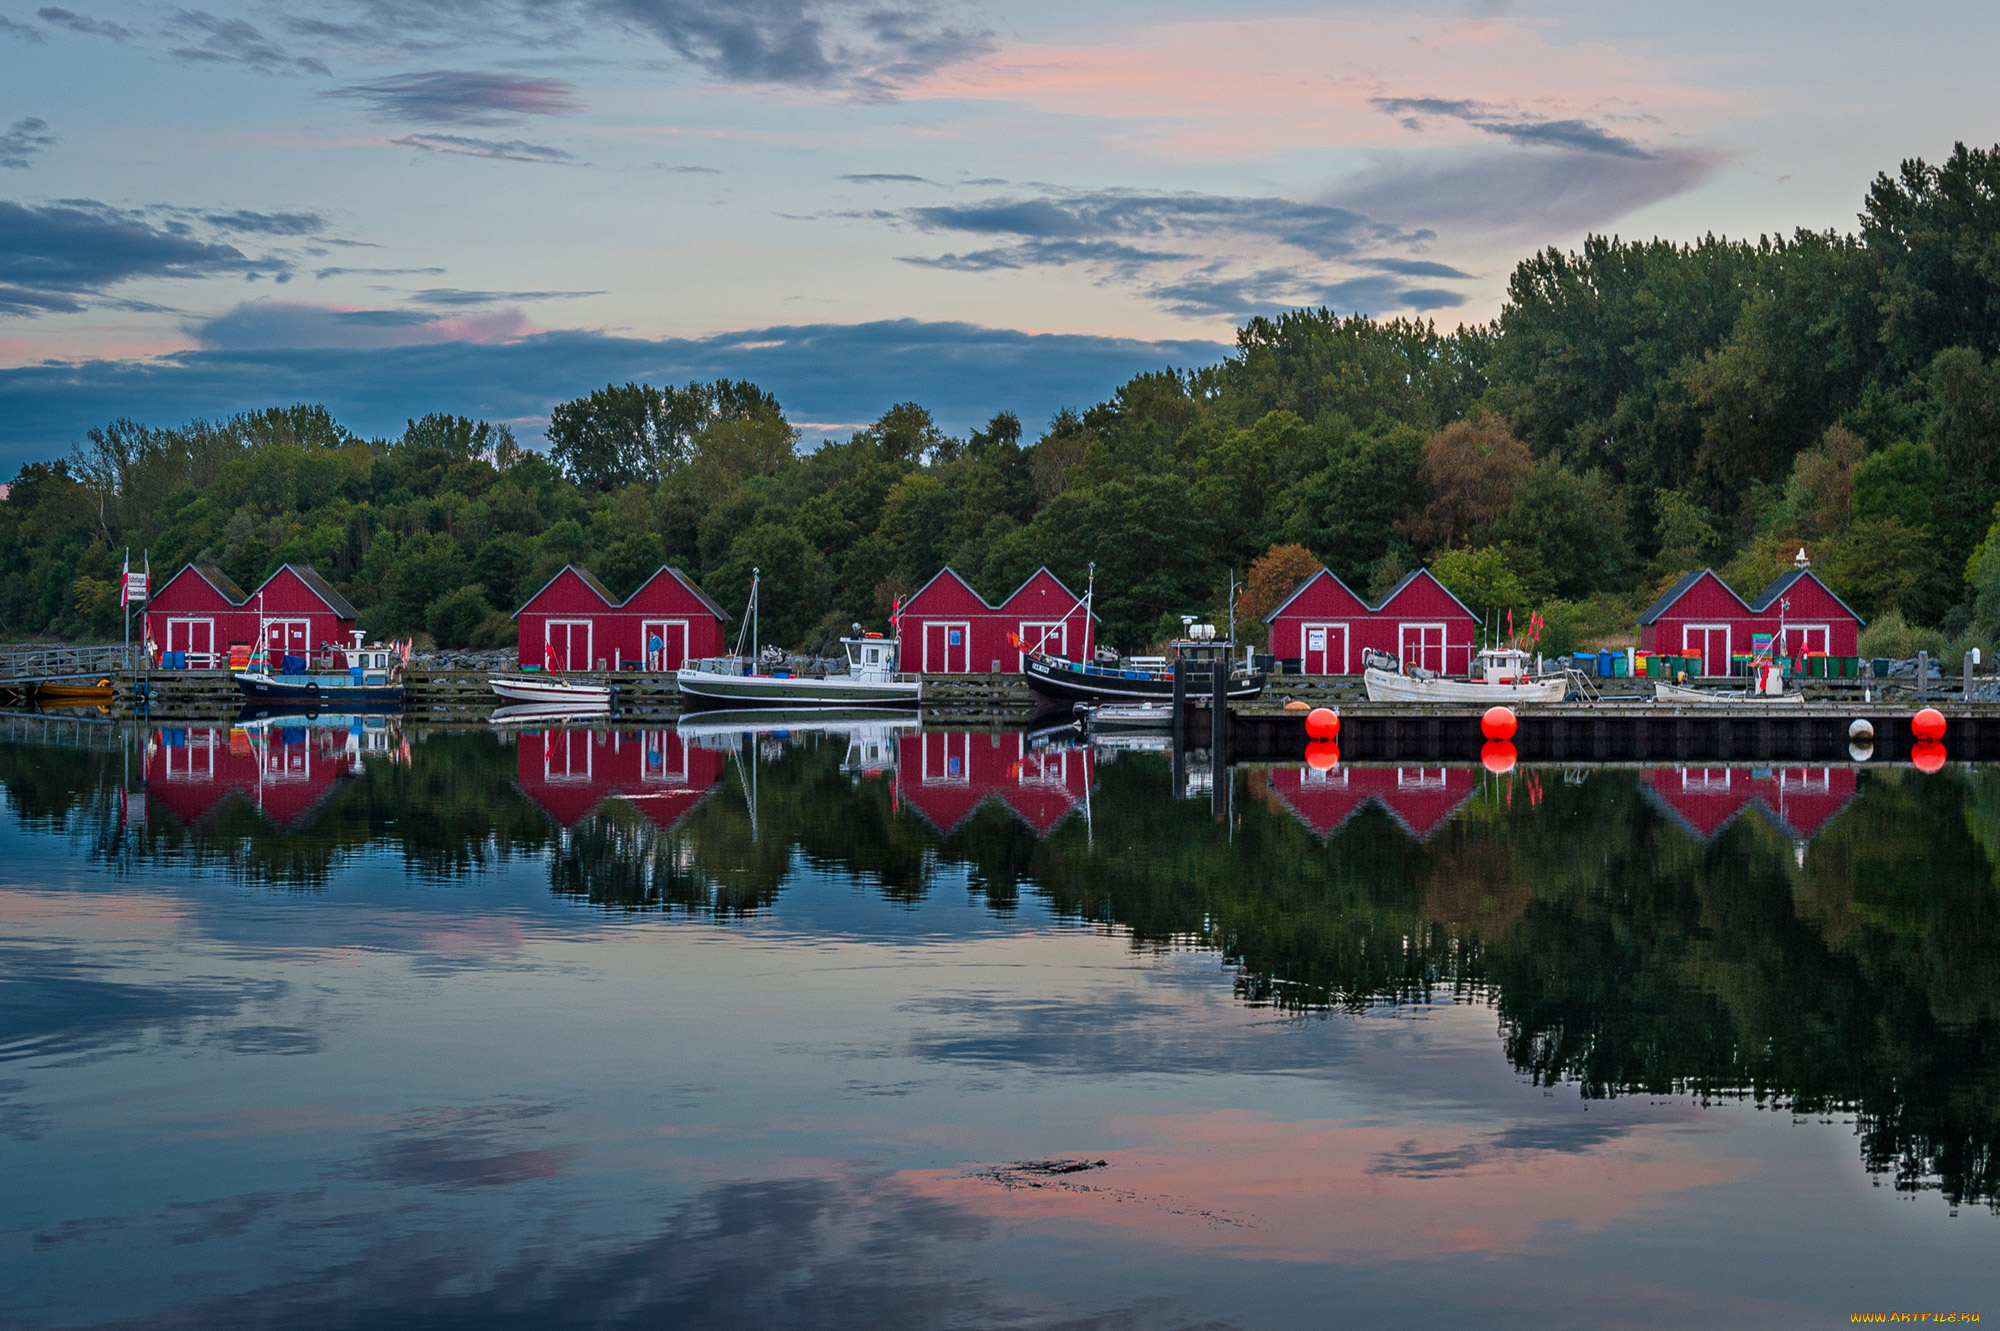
[1681,623,1732,677]
[165,616,216,666]
[1300,621,1349,675]
[1779,623,1831,658]
[1398,622,1447,673]
[1016,620,1067,670]
[923,731,970,785]
[265,618,313,658]
[641,618,688,672]
[546,619,593,672]
[543,729,593,783]
[924,620,971,673]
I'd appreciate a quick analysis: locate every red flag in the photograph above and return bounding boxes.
[1507,608,1514,639]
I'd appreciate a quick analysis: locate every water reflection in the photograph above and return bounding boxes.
[3,716,2000,1324]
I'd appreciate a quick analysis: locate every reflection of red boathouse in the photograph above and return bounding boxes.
[895,732,1095,836]
[1260,764,1479,840]
[514,728,725,831]
[145,725,354,828]
[1639,766,1859,842]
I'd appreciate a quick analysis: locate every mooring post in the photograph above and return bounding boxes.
[1211,659,1228,821]
[1171,659,1187,796]
[1919,650,1930,702]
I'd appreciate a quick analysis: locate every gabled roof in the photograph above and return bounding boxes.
[515,563,617,617]
[1373,567,1479,621]
[1262,567,1364,623]
[266,564,359,621]
[905,565,992,609]
[995,565,1101,622]
[175,560,248,605]
[1637,568,1746,625]
[630,566,732,620]
[1746,567,1867,626]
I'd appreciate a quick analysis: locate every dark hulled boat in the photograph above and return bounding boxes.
[1022,635,1265,710]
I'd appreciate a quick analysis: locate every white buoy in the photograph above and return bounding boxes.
[1849,718,1874,741]
[1850,740,1874,762]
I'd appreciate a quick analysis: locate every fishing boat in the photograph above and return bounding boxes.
[235,631,406,708]
[674,569,922,711]
[1021,565,1265,709]
[1363,645,1569,704]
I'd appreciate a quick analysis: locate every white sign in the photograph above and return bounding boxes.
[121,571,149,605]
[1306,628,1326,652]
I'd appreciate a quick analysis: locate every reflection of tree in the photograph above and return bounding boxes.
[9,725,2000,1207]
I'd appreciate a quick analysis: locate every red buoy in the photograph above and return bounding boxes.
[1911,739,1947,774]
[1305,706,1340,741]
[1481,706,1517,741]
[1912,707,1947,742]
[1305,739,1340,772]
[1481,740,1517,774]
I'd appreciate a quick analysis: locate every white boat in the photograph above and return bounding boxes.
[1075,701,1176,732]
[488,700,612,725]
[487,676,614,707]
[1654,680,1806,706]
[1363,646,1569,704]
[674,571,921,712]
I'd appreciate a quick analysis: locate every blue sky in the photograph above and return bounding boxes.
[3,0,1998,466]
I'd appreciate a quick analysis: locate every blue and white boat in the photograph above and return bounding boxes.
[235,631,406,709]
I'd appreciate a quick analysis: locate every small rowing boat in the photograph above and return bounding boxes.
[488,676,614,707]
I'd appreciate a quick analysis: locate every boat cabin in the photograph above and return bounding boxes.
[843,629,901,682]
[1475,646,1535,684]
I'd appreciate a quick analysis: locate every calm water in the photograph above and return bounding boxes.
[2,715,1997,1329]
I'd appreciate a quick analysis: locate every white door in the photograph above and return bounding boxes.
[1682,625,1731,676]
[1017,621,1066,669]
[166,617,214,665]
[1301,622,1347,674]
[547,620,593,671]
[642,619,688,671]
[924,731,970,784]
[1399,623,1446,673]
[924,621,970,673]
[266,618,311,660]
[1778,624,1830,659]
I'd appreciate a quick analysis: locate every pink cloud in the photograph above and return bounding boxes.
[903,15,1726,160]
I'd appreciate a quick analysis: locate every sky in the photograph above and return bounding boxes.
[2,0,1998,467]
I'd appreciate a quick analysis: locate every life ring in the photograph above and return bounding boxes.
[305,682,321,703]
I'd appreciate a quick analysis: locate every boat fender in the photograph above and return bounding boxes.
[1848,718,1873,741]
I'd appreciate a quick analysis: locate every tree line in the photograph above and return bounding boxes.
[9,142,2000,656]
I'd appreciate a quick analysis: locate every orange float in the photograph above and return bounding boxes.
[1481,706,1517,741]
[1304,739,1340,771]
[1911,739,1946,773]
[1481,740,1517,774]
[1305,707,1340,740]
[1912,707,1946,742]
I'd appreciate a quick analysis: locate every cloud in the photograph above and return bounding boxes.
[0,316,1231,466]
[190,300,532,350]
[1372,96,1653,159]
[390,133,574,163]
[0,198,285,316]
[1334,146,1720,239]
[0,117,57,169]
[1,15,45,40]
[193,208,330,236]
[599,0,995,96]
[666,164,719,173]
[322,70,582,125]
[1148,267,1465,321]
[165,8,330,75]
[840,172,936,184]
[406,287,604,306]
[314,265,448,280]
[34,5,127,39]
[903,188,1383,260]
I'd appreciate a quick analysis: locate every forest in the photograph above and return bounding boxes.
[8,141,2000,658]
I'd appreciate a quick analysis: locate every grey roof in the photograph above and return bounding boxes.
[1636,569,1724,625]
[188,561,248,605]
[273,564,359,621]
[1746,567,1866,625]
[660,567,732,620]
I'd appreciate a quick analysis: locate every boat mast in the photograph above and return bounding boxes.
[732,568,760,662]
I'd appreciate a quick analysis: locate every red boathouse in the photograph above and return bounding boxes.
[1637,567,1863,675]
[898,567,1096,674]
[514,565,731,671]
[1263,568,1478,675]
[145,562,358,665]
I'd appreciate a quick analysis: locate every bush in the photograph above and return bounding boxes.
[1858,607,1946,661]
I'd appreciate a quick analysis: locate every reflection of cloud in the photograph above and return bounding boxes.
[323,70,582,124]
[912,1107,1738,1262]
[0,944,282,1066]
[0,318,1231,465]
